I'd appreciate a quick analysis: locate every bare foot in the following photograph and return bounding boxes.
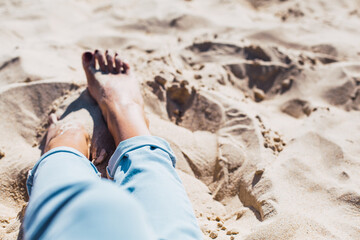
[44,113,90,158]
[82,50,150,145]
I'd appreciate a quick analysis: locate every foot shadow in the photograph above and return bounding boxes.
[38,89,116,177]
[19,90,115,239]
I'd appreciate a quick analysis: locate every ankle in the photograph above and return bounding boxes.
[105,105,150,145]
[45,130,89,158]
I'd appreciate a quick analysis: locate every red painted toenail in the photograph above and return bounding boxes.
[84,52,93,62]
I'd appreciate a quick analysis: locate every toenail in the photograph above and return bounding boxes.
[84,52,93,61]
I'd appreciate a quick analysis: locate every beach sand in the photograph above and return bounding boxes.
[1,0,360,239]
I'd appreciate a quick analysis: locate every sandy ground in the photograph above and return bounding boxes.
[1,0,360,239]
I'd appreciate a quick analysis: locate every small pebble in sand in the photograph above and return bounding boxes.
[273,136,281,142]
[226,229,239,235]
[154,75,167,86]
[254,88,265,102]
[0,150,5,159]
[180,80,189,87]
[217,222,223,228]
[276,144,283,152]
[281,78,293,90]
[194,74,202,80]
[230,236,235,240]
[236,211,245,220]
[215,216,221,222]
[209,231,218,239]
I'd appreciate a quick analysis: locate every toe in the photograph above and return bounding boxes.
[122,60,130,74]
[95,50,107,72]
[105,50,114,73]
[82,52,95,71]
[114,53,122,73]
[93,149,107,165]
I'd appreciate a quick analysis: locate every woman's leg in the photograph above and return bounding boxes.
[107,136,203,240]
[24,116,156,240]
[82,50,203,240]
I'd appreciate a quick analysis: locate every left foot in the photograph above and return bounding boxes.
[44,114,90,158]
[81,50,150,145]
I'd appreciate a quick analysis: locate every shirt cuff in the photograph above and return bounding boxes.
[26,147,100,196]
[106,136,176,179]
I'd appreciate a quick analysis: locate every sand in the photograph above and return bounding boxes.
[1,0,360,239]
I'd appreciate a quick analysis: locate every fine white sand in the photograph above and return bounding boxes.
[1,0,360,239]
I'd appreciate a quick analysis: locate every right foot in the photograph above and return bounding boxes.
[82,50,150,145]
